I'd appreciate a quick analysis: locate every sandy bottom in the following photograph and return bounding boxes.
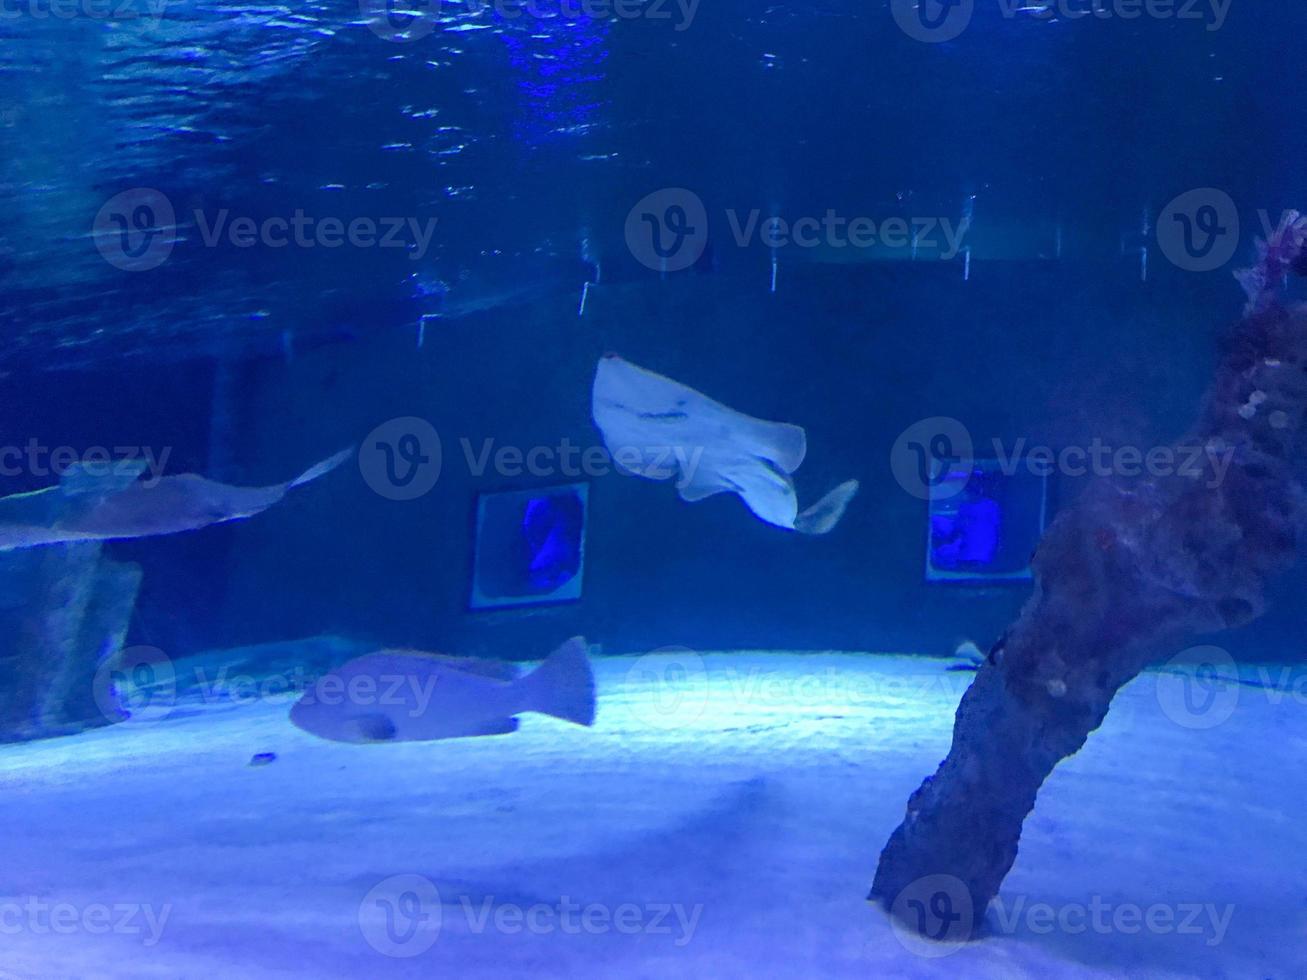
[1,649,1304,979]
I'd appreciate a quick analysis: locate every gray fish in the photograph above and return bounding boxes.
[0,448,351,551]
[289,636,596,744]
[591,354,859,534]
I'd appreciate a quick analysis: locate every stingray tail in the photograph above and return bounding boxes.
[522,637,596,726]
[289,447,353,490]
[794,479,860,535]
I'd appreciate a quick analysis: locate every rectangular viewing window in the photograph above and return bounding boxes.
[470,482,589,610]
[926,460,1048,583]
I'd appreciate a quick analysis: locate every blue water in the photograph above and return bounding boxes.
[3,2,1307,977]
[3,3,1302,369]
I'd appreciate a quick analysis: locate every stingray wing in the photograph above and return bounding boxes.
[0,461,148,538]
[592,356,860,533]
[698,455,800,529]
[59,460,148,498]
[794,479,860,535]
[591,356,808,500]
[591,355,694,481]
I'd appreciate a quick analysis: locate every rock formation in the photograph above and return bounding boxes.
[871,213,1307,937]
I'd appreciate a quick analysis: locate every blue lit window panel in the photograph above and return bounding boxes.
[471,483,588,609]
[925,460,1047,583]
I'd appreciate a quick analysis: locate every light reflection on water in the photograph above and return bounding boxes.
[0,2,615,369]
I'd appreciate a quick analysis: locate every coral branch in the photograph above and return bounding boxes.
[871,221,1307,938]
[1236,210,1307,316]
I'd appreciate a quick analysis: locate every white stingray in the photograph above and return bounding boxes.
[591,355,859,534]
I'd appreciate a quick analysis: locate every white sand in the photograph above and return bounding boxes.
[1,651,1304,979]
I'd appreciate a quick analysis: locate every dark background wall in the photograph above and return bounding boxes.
[7,255,1299,663]
[4,256,1304,664]
[3,0,1306,666]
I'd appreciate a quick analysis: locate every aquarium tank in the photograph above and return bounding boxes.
[3,0,1307,976]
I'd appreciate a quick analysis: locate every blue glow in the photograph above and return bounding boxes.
[930,495,1001,568]
[521,492,584,590]
[926,463,1045,582]
[494,7,609,146]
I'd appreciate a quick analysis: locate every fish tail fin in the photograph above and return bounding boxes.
[794,479,860,535]
[289,447,354,489]
[523,636,596,726]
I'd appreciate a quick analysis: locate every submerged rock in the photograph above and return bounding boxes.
[872,212,1307,939]
[0,542,141,741]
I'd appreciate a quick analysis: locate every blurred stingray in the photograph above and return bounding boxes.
[591,354,858,534]
[289,636,596,743]
[0,448,351,551]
